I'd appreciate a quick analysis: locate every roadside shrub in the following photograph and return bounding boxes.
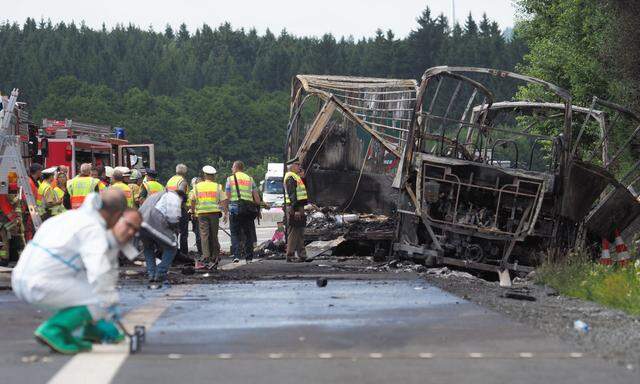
[537,255,640,315]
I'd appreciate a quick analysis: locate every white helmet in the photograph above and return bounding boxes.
[202,165,217,175]
[114,166,131,176]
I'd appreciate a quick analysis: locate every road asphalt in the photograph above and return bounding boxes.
[1,257,638,384]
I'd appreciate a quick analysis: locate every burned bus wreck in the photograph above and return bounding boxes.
[285,67,640,276]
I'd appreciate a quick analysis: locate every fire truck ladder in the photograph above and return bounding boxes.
[1,89,42,231]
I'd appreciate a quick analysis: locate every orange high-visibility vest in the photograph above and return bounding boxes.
[111,182,135,208]
[194,180,222,215]
[226,172,254,202]
[143,180,164,195]
[68,176,98,209]
[166,175,189,193]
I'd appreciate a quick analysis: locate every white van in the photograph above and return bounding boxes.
[262,162,285,208]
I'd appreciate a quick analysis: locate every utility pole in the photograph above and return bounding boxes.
[451,0,456,28]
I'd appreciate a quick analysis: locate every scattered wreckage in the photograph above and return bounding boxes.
[285,67,640,277]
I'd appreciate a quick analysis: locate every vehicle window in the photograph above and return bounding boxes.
[264,178,284,194]
[123,147,151,170]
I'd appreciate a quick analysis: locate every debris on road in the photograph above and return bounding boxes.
[574,320,590,334]
[503,288,537,302]
[305,206,395,243]
[423,267,475,280]
[316,277,328,287]
[306,236,345,259]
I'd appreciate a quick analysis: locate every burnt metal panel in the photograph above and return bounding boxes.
[586,186,640,238]
[561,160,615,222]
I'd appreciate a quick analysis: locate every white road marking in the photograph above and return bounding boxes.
[369,353,383,359]
[519,352,534,358]
[418,353,434,359]
[268,353,283,359]
[217,353,233,359]
[47,285,189,384]
[569,352,583,358]
[469,352,484,358]
[318,353,333,359]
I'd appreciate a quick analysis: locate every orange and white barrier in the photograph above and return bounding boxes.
[599,238,612,265]
[613,229,631,267]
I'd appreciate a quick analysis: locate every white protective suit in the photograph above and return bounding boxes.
[139,191,182,246]
[11,193,134,319]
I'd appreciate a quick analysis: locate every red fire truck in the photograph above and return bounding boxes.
[1,111,155,264]
[39,118,155,175]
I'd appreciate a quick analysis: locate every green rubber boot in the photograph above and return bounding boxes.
[74,337,93,351]
[34,306,93,355]
[82,320,125,344]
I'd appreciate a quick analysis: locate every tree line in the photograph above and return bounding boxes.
[0,7,527,178]
[517,0,640,111]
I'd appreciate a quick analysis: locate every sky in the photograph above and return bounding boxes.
[4,0,518,38]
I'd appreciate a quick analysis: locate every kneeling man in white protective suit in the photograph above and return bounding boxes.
[11,189,142,354]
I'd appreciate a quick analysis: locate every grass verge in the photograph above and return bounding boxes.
[537,253,640,316]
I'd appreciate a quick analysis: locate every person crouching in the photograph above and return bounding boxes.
[138,189,185,288]
[11,189,141,354]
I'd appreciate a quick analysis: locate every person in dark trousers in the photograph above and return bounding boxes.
[191,166,223,270]
[188,177,203,255]
[223,161,261,263]
[284,161,308,262]
[138,190,184,288]
[165,164,190,257]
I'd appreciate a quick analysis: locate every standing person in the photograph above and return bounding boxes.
[188,177,203,255]
[128,169,143,207]
[28,163,42,202]
[191,166,223,270]
[91,165,108,190]
[23,163,43,241]
[37,167,63,220]
[51,165,69,189]
[284,161,308,262]
[138,189,184,288]
[166,164,190,257]
[68,163,101,209]
[224,161,261,263]
[52,171,69,214]
[11,189,139,354]
[110,170,135,208]
[139,169,164,204]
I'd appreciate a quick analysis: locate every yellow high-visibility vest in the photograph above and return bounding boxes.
[111,182,135,208]
[37,180,52,215]
[194,181,222,215]
[226,172,254,202]
[284,171,308,204]
[129,183,141,205]
[166,175,189,193]
[143,180,164,195]
[186,189,195,208]
[68,176,99,209]
[51,187,67,216]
